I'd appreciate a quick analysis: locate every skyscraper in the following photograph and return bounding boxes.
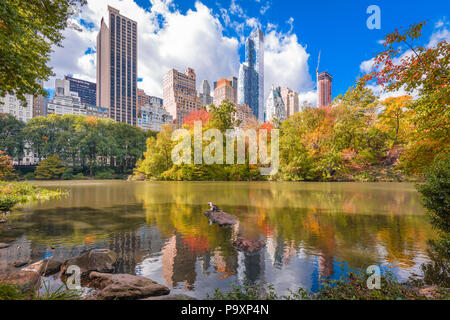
[199,80,213,106]
[281,88,299,117]
[238,29,264,122]
[213,78,236,106]
[163,67,200,127]
[65,76,96,106]
[97,6,138,125]
[265,85,286,123]
[317,72,332,108]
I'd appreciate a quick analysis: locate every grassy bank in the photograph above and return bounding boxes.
[207,272,450,300]
[0,181,66,212]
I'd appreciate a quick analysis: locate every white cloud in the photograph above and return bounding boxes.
[298,90,317,107]
[264,30,314,100]
[48,0,240,98]
[47,0,314,107]
[359,58,375,74]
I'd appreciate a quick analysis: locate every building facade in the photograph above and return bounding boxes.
[238,29,264,122]
[47,92,108,118]
[97,6,138,125]
[199,80,213,106]
[163,67,200,127]
[213,78,236,106]
[64,76,96,106]
[235,104,257,128]
[138,102,173,132]
[33,79,46,117]
[137,88,150,110]
[317,72,332,108]
[265,86,286,123]
[0,93,34,123]
[281,88,299,117]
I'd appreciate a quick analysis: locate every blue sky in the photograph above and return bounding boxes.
[48,0,449,104]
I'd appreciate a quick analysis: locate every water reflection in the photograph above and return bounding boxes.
[0,181,436,297]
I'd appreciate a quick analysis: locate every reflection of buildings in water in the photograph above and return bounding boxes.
[318,254,334,280]
[243,249,265,285]
[266,234,286,268]
[161,233,198,290]
[109,226,163,274]
[213,249,238,279]
[283,240,297,265]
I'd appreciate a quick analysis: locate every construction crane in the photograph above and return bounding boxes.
[316,50,321,89]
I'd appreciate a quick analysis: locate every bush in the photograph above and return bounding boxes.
[416,157,450,234]
[94,168,115,180]
[23,172,35,180]
[73,173,87,180]
[61,168,74,180]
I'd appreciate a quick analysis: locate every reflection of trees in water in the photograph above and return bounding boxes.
[0,182,436,289]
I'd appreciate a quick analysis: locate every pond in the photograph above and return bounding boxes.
[0,181,435,298]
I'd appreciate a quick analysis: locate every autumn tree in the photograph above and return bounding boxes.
[0,150,15,181]
[377,96,413,145]
[359,21,449,174]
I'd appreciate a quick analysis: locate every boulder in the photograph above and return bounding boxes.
[14,260,31,268]
[22,258,50,275]
[0,219,7,224]
[0,243,10,249]
[204,203,236,227]
[0,270,41,291]
[88,272,170,300]
[42,260,63,277]
[141,294,196,300]
[417,286,441,299]
[233,238,265,253]
[61,249,118,277]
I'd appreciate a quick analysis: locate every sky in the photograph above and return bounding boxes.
[47,0,450,105]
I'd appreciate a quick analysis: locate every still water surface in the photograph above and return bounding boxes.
[0,181,435,298]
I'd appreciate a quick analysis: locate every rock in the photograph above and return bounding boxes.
[0,270,41,291]
[42,260,63,277]
[204,203,236,226]
[417,286,441,299]
[61,249,118,277]
[22,258,50,275]
[141,294,196,300]
[14,260,31,268]
[88,272,170,300]
[0,219,7,224]
[233,238,265,253]
[0,243,10,249]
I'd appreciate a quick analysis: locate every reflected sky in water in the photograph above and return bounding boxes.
[0,181,435,298]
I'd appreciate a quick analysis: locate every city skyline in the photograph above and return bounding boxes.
[45,0,450,107]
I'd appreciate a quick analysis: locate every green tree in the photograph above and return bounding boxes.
[35,154,65,180]
[0,0,86,103]
[0,113,25,161]
[416,156,450,234]
[208,100,240,132]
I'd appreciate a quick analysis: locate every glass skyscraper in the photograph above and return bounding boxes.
[238,29,264,122]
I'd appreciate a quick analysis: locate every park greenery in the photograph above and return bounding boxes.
[0,113,149,180]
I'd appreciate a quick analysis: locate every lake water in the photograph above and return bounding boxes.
[0,181,435,298]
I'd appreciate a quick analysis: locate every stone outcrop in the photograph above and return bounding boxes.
[43,260,63,277]
[204,202,236,226]
[0,270,41,291]
[233,238,265,253]
[87,272,170,300]
[61,249,118,277]
[0,243,10,249]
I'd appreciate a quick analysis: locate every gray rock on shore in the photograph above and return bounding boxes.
[60,249,118,277]
[87,272,170,300]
